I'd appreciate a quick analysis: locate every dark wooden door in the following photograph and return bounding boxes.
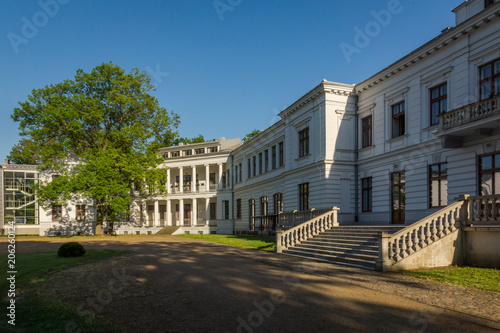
[391,172,406,225]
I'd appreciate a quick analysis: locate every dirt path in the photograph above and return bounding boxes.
[3,236,500,332]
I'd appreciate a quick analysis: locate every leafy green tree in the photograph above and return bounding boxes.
[12,62,179,231]
[243,129,262,143]
[7,137,41,165]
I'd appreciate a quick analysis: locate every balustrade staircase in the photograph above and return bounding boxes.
[282,226,404,270]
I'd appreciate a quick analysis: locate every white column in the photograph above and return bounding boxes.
[191,165,196,193]
[205,198,210,226]
[141,201,147,227]
[205,164,210,192]
[179,167,184,193]
[218,163,223,190]
[154,201,159,227]
[166,199,172,226]
[166,169,171,194]
[179,199,184,226]
[192,198,197,226]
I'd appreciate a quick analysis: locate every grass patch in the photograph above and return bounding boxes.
[1,294,123,333]
[0,249,131,292]
[0,249,130,332]
[177,234,276,252]
[401,266,500,292]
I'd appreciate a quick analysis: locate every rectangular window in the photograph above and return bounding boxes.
[272,146,277,169]
[264,150,269,172]
[52,205,62,221]
[361,115,373,148]
[299,128,309,157]
[210,202,216,220]
[392,101,405,138]
[274,193,283,214]
[247,159,251,179]
[260,196,268,216]
[171,151,180,157]
[76,204,86,222]
[236,199,241,219]
[479,58,500,100]
[479,153,500,195]
[234,165,238,183]
[258,153,263,174]
[430,83,447,126]
[195,148,205,155]
[209,147,218,153]
[209,173,216,185]
[239,163,242,182]
[361,177,372,212]
[429,163,448,208]
[299,183,309,211]
[249,199,255,230]
[252,156,256,177]
[223,200,229,219]
[279,142,284,167]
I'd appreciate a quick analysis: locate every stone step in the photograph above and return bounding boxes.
[282,249,377,270]
[288,246,378,261]
[156,226,181,235]
[304,240,378,250]
[294,243,378,256]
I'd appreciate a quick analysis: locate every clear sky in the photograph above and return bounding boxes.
[0,0,463,162]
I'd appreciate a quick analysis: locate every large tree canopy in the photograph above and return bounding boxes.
[7,137,41,165]
[12,62,180,226]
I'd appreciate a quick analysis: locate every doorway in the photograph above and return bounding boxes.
[391,171,405,225]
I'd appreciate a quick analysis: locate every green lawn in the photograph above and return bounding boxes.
[401,266,500,292]
[177,234,276,252]
[1,249,129,332]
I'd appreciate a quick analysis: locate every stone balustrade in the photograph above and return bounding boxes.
[275,207,339,253]
[438,95,498,131]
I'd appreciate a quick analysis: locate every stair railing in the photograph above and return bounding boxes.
[376,198,466,271]
[275,207,339,253]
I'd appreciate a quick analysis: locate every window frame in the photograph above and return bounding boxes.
[361,177,373,212]
[429,163,448,208]
[299,128,310,157]
[52,205,62,221]
[299,183,309,211]
[479,58,500,100]
[430,83,448,126]
[274,193,283,214]
[361,115,373,148]
[392,101,406,138]
[272,146,277,169]
[75,204,86,222]
[236,199,241,219]
[278,142,284,167]
[479,152,500,195]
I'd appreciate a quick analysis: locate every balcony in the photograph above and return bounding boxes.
[437,95,499,148]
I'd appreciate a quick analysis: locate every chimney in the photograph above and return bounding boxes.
[4,159,9,165]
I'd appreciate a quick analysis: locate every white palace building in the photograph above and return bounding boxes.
[1,0,499,270]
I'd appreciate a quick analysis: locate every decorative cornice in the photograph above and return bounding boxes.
[356,6,500,95]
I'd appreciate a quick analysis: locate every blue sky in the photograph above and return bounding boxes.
[0,0,463,162]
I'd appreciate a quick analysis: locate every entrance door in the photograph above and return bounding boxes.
[391,171,405,225]
[184,204,191,226]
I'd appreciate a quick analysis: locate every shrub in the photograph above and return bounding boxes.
[57,242,86,257]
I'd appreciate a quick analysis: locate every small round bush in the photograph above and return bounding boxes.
[57,242,86,257]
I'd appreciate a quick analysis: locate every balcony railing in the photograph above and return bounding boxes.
[438,95,499,131]
[169,184,229,194]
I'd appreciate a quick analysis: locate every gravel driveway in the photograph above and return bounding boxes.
[3,236,499,332]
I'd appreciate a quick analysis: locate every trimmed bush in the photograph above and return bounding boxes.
[57,242,86,257]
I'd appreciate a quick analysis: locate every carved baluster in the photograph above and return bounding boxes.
[394,237,400,261]
[425,222,431,245]
[401,235,407,258]
[408,230,415,254]
[437,215,444,237]
[418,226,424,249]
[431,219,437,241]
